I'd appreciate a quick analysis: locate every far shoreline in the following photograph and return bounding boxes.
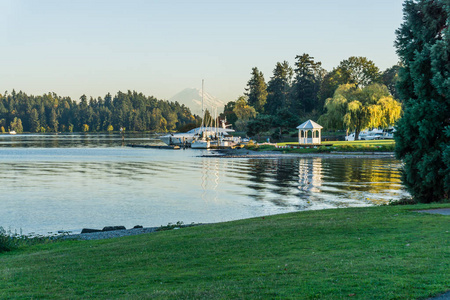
[204,148,396,159]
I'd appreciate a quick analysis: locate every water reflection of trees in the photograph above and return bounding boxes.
[244,157,404,208]
[322,158,401,192]
[0,133,161,148]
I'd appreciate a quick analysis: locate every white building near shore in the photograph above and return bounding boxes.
[297,120,323,145]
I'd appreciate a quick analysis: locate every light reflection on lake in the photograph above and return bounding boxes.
[0,133,408,235]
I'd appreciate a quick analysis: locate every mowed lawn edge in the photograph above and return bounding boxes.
[0,204,449,299]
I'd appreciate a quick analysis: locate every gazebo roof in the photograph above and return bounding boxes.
[296,120,323,130]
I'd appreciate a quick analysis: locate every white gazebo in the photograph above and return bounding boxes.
[296,120,323,145]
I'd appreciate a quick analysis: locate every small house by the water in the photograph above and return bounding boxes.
[296,120,323,145]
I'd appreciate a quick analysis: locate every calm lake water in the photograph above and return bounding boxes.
[0,133,408,235]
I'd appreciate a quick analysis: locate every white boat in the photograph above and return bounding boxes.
[159,126,235,146]
[9,131,16,135]
[192,79,211,149]
[345,128,388,141]
[381,127,396,139]
[361,131,383,140]
[191,139,210,149]
[159,129,196,146]
[160,80,239,148]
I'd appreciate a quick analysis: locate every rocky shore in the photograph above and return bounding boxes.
[60,223,202,241]
[61,227,159,241]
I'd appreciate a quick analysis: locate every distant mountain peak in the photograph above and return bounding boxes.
[169,88,225,116]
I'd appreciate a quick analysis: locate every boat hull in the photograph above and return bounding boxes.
[191,140,210,149]
[159,134,195,146]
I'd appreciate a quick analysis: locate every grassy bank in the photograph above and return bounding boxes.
[1,204,449,299]
[247,140,395,153]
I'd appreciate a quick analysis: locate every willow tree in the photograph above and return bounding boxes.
[394,0,450,202]
[319,83,402,139]
[318,56,382,107]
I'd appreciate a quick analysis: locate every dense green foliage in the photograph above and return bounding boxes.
[382,64,401,100]
[231,55,400,141]
[291,53,325,114]
[317,57,385,108]
[0,227,53,253]
[0,205,449,299]
[232,96,256,131]
[319,83,402,139]
[245,67,268,113]
[0,90,198,133]
[265,61,293,113]
[335,56,382,88]
[394,0,450,202]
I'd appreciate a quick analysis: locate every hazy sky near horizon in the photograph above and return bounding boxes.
[1,0,404,102]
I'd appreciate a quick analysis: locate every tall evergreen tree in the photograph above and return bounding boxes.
[265,61,293,113]
[29,108,40,133]
[245,67,268,113]
[394,0,450,202]
[291,53,325,113]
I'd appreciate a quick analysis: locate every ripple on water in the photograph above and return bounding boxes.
[0,134,408,234]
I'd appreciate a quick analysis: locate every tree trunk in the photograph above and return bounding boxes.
[354,128,361,140]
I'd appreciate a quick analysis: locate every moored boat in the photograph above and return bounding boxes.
[159,126,235,147]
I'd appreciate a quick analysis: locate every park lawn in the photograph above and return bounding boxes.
[249,140,395,153]
[277,140,395,147]
[0,204,449,299]
[330,140,395,147]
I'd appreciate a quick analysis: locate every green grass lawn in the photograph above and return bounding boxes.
[248,140,395,153]
[1,204,449,299]
[330,140,395,147]
[277,140,395,147]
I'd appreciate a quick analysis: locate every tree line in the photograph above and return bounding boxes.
[223,0,450,204]
[0,90,199,133]
[222,55,402,140]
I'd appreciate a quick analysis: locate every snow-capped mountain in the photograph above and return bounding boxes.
[169,88,225,116]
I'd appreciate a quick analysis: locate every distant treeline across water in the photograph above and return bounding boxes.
[0,90,200,133]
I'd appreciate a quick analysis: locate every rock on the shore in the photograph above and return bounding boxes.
[81,228,102,234]
[102,226,126,231]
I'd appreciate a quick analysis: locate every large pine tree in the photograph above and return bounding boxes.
[394,0,450,202]
[291,53,324,113]
[245,67,268,113]
[265,61,293,113]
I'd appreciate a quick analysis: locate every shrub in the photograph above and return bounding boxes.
[0,227,19,253]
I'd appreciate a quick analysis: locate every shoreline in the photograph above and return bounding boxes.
[60,227,159,241]
[57,205,450,242]
[60,223,205,241]
[204,148,396,159]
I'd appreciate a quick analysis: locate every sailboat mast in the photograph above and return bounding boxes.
[201,79,204,133]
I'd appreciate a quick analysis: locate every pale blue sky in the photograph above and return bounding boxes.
[1,0,404,102]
